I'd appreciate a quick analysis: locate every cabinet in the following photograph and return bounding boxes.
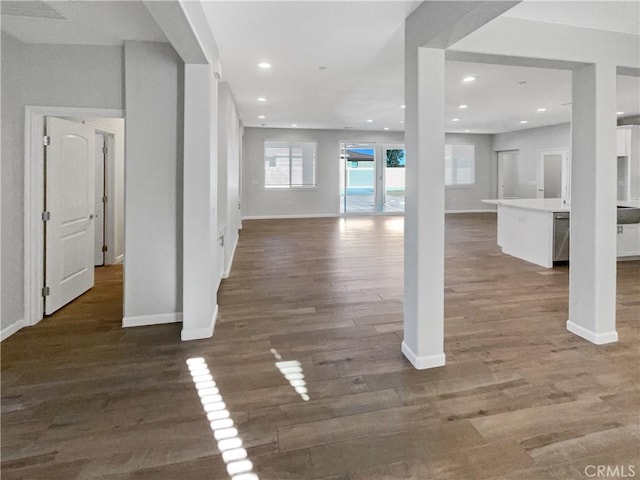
[617,224,640,257]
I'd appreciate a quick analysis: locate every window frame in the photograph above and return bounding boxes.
[445,144,476,187]
[264,139,318,190]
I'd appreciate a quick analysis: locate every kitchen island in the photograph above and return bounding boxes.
[483,198,640,268]
[483,198,569,268]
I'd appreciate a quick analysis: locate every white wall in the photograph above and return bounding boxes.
[123,41,183,323]
[242,128,494,216]
[445,133,495,211]
[242,128,404,217]
[217,82,242,277]
[1,31,123,335]
[492,123,571,198]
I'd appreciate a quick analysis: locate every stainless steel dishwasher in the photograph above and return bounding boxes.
[553,212,570,262]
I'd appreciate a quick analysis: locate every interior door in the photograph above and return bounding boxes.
[94,133,105,266]
[45,117,96,315]
[538,151,564,199]
[497,151,519,199]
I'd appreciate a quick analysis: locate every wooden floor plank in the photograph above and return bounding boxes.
[2,214,638,479]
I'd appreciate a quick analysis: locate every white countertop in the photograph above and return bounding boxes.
[482,198,570,213]
[483,198,640,213]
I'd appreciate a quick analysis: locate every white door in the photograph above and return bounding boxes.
[45,117,96,315]
[537,150,567,199]
[497,151,519,199]
[94,133,105,266]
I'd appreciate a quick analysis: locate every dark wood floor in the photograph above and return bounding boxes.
[2,214,639,479]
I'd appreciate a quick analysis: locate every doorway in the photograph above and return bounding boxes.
[340,142,377,213]
[497,150,520,199]
[24,106,125,324]
[537,149,569,200]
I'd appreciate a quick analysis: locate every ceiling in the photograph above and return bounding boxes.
[2,1,638,134]
[204,0,640,134]
[1,1,167,46]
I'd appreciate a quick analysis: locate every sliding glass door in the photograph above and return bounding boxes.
[340,143,376,213]
[383,145,405,212]
[340,142,405,214]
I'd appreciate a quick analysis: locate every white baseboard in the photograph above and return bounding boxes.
[401,341,446,370]
[122,312,183,328]
[445,209,496,214]
[566,320,618,345]
[242,213,340,220]
[1,318,28,342]
[181,305,217,341]
[222,233,239,279]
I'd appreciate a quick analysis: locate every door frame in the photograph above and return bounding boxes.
[24,106,124,327]
[537,148,569,200]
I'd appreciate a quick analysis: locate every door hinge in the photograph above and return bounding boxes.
[102,145,108,155]
[42,211,51,222]
[43,136,51,146]
[102,195,108,204]
[102,245,108,253]
[42,286,50,297]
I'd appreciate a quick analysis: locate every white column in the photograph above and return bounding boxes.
[403,47,446,369]
[182,64,219,341]
[567,62,618,344]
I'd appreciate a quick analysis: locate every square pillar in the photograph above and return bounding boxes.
[182,64,219,341]
[567,62,618,344]
[403,47,446,369]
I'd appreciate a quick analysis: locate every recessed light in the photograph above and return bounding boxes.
[400,120,404,123]
[258,115,265,119]
[367,119,373,123]
[463,76,476,82]
[518,81,527,85]
[536,108,547,112]
[383,127,389,130]
[520,120,528,124]
[258,62,271,69]
[291,124,298,127]
[458,104,469,109]
[617,111,625,115]
[257,97,267,102]
[452,118,460,122]
[400,105,406,109]
[318,66,327,71]
[464,129,470,133]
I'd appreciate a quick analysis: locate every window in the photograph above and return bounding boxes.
[265,140,317,188]
[445,144,475,186]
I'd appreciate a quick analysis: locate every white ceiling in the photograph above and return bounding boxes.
[1,1,167,46]
[204,0,640,134]
[502,1,640,36]
[2,1,638,134]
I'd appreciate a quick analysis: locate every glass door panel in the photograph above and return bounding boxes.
[341,143,376,213]
[383,146,405,212]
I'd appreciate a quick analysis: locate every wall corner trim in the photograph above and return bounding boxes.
[566,320,618,345]
[222,233,239,279]
[401,341,446,370]
[181,305,217,341]
[123,312,183,328]
[1,318,28,342]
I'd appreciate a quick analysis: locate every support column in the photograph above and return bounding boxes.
[567,62,618,344]
[182,64,219,341]
[403,47,446,369]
